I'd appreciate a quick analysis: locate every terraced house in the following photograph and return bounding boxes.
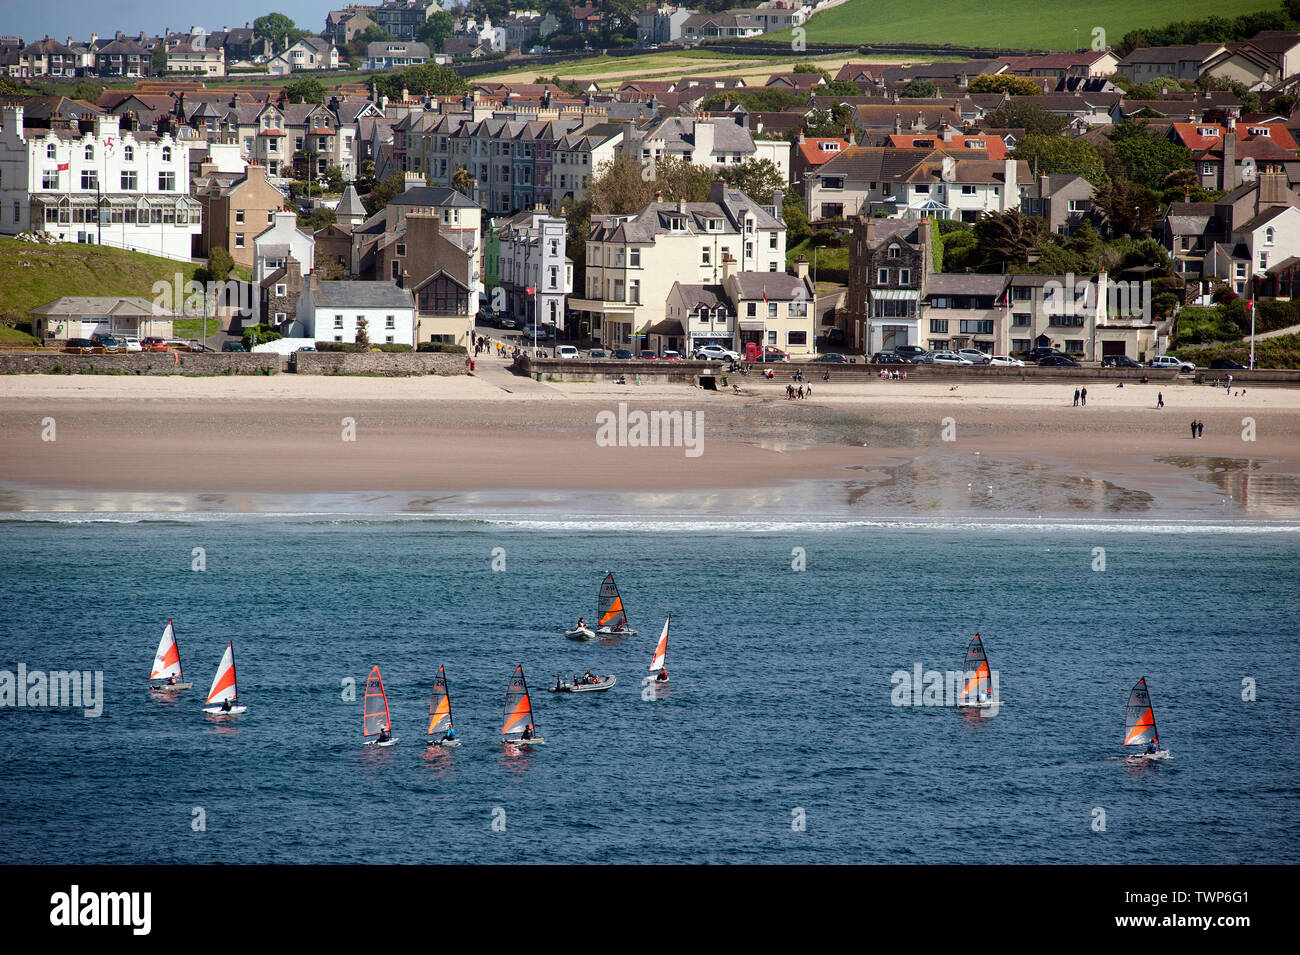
[572,181,786,347]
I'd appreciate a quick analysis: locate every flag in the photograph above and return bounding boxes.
[526,286,536,294]
[762,287,768,303]
[57,162,69,171]
[1247,296,1254,310]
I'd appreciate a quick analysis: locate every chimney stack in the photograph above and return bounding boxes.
[794,254,809,281]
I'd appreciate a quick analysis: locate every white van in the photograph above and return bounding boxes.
[554,345,579,359]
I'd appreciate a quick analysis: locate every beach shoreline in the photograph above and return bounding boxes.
[2,372,1298,519]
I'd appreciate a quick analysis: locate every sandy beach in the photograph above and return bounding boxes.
[2,367,1298,518]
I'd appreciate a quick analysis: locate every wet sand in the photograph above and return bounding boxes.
[1,371,1298,518]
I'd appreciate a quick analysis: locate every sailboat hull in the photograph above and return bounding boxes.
[550,675,616,693]
[151,683,192,691]
[364,737,400,747]
[203,705,248,716]
[504,738,545,747]
[427,738,462,747]
[597,627,636,637]
[956,700,1003,708]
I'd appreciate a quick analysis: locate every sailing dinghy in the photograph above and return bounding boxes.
[502,665,545,745]
[955,633,998,708]
[425,666,461,747]
[149,620,192,691]
[1123,677,1170,760]
[650,615,670,684]
[595,572,636,636]
[362,665,398,746]
[550,671,616,693]
[202,642,247,715]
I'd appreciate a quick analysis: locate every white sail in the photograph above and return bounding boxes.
[648,615,670,673]
[150,621,182,681]
[206,643,237,704]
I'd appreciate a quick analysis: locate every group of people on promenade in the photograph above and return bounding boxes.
[1072,387,1089,407]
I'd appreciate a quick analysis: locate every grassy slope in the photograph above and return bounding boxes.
[783,0,1280,51]
[0,237,198,321]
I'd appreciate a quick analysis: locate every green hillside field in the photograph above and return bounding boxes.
[780,0,1280,52]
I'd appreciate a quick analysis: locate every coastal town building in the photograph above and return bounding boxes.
[192,160,287,269]
[572,181,786,346]
[844,216,932,354]
[493,206,572,329]
[296,276,417,346]
[0,106,201,260]
[268,37,340,75]
[254,211,315,285]
[28,295,175,342]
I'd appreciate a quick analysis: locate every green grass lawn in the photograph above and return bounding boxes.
[782,0,1280,51]
[0,237,199,321]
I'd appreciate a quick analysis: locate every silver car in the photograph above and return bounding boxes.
[930,350,973,365]
[957,348,990,364]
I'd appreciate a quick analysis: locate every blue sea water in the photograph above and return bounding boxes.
[0,515,1297,865]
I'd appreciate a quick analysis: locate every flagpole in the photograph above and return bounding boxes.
[1249,296,1256,370]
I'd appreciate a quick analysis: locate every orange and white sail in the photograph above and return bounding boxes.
[427,666,454,736]
[206,642,238,705]
[648,615,670,673]
[1124,677,1158,747]
[597,572,627,630]
[150,620,183,681]
[501,665,536,740]
[957,633,991,704]
[363,665,391,738]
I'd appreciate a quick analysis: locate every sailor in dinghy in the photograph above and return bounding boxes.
[148,621,192,692]
[363,666,398,747]
[1123,677,1170,760]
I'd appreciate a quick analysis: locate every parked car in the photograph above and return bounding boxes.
[988,355,1025,367]
[894,345,926,361]
[221,341,247,352]
[588,348,608,359]
[141,337,168,352]
[554,344,579,359]
[296,345,316,352]
[63,338,96,354]
[186,341,215,352]
[91,334,123,353]
[1101,355,1142,369]
[661,350,683,360]
[639,349,658,360]
[957,348,991,364]
[694,344,739,361]
[912,351,935,364]
[497,316,519,330]
[930,350,973,365]
[1209,358,1248,370]
[121,337,143,353]
[871,352,906,364]
[1029,346,1065,362]
[1038,355,1082,367]
[1149,355,1196,373]
[752,352,788,362]
[611,349,634,360]
[812,353,847,363]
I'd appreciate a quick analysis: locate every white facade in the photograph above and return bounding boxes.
[496,209,572,328]
[254,211,315,285]
[297,281,416,346]
[0,107,201,261]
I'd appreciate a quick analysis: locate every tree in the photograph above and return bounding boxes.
[821,80,863,97]
[899,79,937,99]
[416,10,456,50]
[197,247,235,283]
[151,46,168,74]
[362,172,405,216]
[452,166,475,196]
[792,62,829,75]
[72,81,103,104]
[299,206,337,232]
[1095,178,1161,238]
[720,159,786,204]
[355,315,370,349]
[283,77,325,104]
[1109,123,1191,189]
[1012,135,1109,187]
[372,63,468,99]
[801,105,855,139]
[254,13,297,53]
[983,101,1068,136]
[0,77,25,96]
[968,74,1042,96]
[974,210,1047,267]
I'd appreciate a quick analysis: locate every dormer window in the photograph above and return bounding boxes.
[1198,127,1218,137]
[888,244,901,258]
[1248,127,1270,137]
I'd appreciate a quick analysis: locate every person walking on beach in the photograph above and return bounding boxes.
[1197,420,1204,438]
[1157,392,1164,409]
[1190,420,1197,439]
[1080,387,1087,407]
[1073,388,1080,407]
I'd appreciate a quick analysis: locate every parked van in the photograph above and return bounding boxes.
[1149,355,1196,372]
[554,345,579,359]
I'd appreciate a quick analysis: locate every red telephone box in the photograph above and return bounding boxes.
[745,342,759,362]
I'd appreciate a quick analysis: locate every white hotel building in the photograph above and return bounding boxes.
[0,107,201,261]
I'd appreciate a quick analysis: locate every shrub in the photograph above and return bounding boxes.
[416,342,467,354]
